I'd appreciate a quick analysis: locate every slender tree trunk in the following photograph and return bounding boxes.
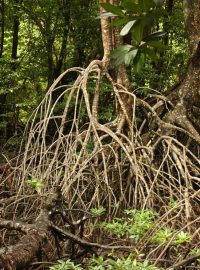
[0,0,5,57]
[11,0,20,60]
[0,0,6,141]
[51,0,70,101]
[9,0,20,137]
[99,0,113,64]
[46,43,55,88]
[46,1,71,89]
[99,0,132,132]
[53,0,70,79]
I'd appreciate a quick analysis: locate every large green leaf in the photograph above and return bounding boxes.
[138,0,155,12]
[132,22,144,43]
[120,20,136,36]
[144,31,166,41]
[114,55,126,66]
[124,49,138,65]
[134,52,145,73]
[110,45,133,58]
[109,18,129,28]
[147,40,169,50]
[121,0,141,12]
[100,3,125,17]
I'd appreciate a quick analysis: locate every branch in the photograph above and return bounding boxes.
[0,218,33,234]
[169,252,200,270]
[50,223,135,251]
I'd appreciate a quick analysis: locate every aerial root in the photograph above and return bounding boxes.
[1,62,199,262]
[7,62,200,212]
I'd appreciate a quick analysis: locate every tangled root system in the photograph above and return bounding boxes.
[2,60,200,255]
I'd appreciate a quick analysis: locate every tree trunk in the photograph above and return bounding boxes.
[0,0,5,57]
[11,0,20,60]
[46,43,55,88]
[0,0,6,140]
[53,0,70,79]
[165,0,200,141]
[100,0,132,132]
[0,210,49,270]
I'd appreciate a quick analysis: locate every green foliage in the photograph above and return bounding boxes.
[99,209,158,240]
[90,206,106,217]
[174,231,191,245]
[152,228,191,245]
[152,228,172,244]
[168,199,181,214]
[98,80,115,123]
[26,176,44,194]
[100,218,129,237]
[189,249,200,263]
[0,0,190,143]
[100,3,125,17]
[168,199,180,209]
[89,255,163,270]
[0,0,101,142]
[100,0,167,71]
[50,259,83,270]
[126,209,158,241]
[97,209,192,247]
[50,257,164,270]
[99,0,189,93]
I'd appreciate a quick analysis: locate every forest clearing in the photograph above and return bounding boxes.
[0,0,200,269]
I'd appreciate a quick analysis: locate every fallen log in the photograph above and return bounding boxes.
[0,209,50,270]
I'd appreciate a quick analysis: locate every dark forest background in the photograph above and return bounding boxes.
[0,0,188,152]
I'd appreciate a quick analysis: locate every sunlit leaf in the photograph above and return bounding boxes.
[114,55,126,66]
[124,49,138,65]
[110,45,133,58]
[120,20,136,36]
[97,12,118,18]
[144,31,166,41]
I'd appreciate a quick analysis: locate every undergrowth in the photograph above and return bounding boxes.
[50,257,165,270]
[49,207,198,270]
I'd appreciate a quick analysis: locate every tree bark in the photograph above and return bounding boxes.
[0,210,49,270]
[165,0,200,140]
[99,0,132,132]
